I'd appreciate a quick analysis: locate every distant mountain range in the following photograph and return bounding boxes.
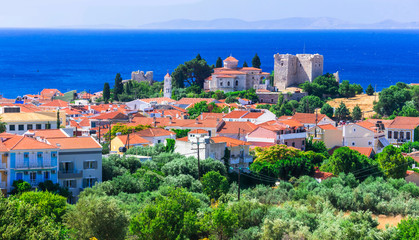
[137,17,419,30]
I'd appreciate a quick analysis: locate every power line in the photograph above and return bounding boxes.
[354,162,411,180]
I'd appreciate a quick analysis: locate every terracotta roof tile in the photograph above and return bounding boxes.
[136,128,175,137]
[189,129,208,134]
[115,134,150,145]
[211,136,250,147]
[223,111,248,119]
[388,116,419,130]
[48,137,102,150]
[224,56,238,62]
[217,121,258,134]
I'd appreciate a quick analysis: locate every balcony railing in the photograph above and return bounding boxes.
[58,170,83,179]
[15,163,53,169]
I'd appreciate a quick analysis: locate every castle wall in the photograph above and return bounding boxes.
[132,70,154,84]
[274,53,323,90]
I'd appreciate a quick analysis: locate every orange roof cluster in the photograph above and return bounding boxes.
[48,137,102,150]
[198,112,225,120]
[317,124,338,130]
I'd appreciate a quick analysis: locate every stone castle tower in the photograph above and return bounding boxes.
[273,53,323,90]
[131,70,154,85]
[164,73,172,98]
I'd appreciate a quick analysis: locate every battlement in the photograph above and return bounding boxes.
[131,70,154,84]
[274,53,324,90]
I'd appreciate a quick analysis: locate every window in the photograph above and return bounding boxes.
[24,153,29,158]
[63,180,77,188]
[9,125,15,131]
[84,178,97,188]
[368,141,372,146]
[353,128,356,132]
[352,142,355,146]
[16,173,23,181]
[27,124,33,130]
[51,152,57,158]
[235,80,238,86]
[208,130,212,137]
[36,124,42,129]
[271,99,274,103]
[388,131,392,139]
[302,140,305,146]
[30,172,36,182]
[44,171,50,180]
[400,132,404,140]
[285,142,288,146]
[407,132,411,140]
[37,153,43,158]
[394,131,399,139]
[292,142,295,147]
[227,81,230,87]
[220,82,223,87]
[157,140,161,144]
[18,125,24,131]
[281,62,284,66]
[84,161,97,169]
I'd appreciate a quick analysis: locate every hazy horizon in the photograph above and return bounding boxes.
[1,0,418,28]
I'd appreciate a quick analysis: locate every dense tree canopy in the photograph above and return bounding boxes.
[300,73,339,98]
[376,145,411,179]
[320,103,334,118]
[172,54,213,88]
[352,104,362,120]
[252,53,261,68]
[113,73,123,101]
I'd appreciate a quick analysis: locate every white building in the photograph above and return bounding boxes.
[174,130,226,160]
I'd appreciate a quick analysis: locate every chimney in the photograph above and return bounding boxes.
[169,116,173,124]
[162,110,165,118]
[153,116,157,128]
[216,118,220,125]
[195,118,199,124]
[201,114,203,120]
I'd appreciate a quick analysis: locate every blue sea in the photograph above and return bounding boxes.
[0,29,419,98]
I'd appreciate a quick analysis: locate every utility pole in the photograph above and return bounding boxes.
[98,125,101,144]
[315,109,318,138]
[238,168,241,201]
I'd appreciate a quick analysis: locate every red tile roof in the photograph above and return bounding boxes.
[217,121,258,134]
[27,129,69,139]
[224,56,238,61]
[223,111,248,119]
[211,136,251,147]
[176,98,216,106]
[243,112,263,119]
[0,134,57,151]
[317,124,338,130]
[189,129,208,134]
[40,99,69,108]
[288,113,328,124]
[138,97,175,104]
[136,128,175,137]
[90,111,128,120]
[116,134,150,145]
[388,116,419,130]
[48,137,102,150]
[314,170,334,180]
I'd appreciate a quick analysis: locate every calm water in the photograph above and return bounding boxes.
[0,29,418,98]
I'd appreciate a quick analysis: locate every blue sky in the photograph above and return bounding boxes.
[1,0,418,28]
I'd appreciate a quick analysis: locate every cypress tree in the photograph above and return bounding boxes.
[57,110,60,128]
[196,54,202,61]
[103,82,110,103]
[366,84,374,96]
[216,57,222,68]
[243,61,249,67]
[113,73,123,101]
[252,53,261,68]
